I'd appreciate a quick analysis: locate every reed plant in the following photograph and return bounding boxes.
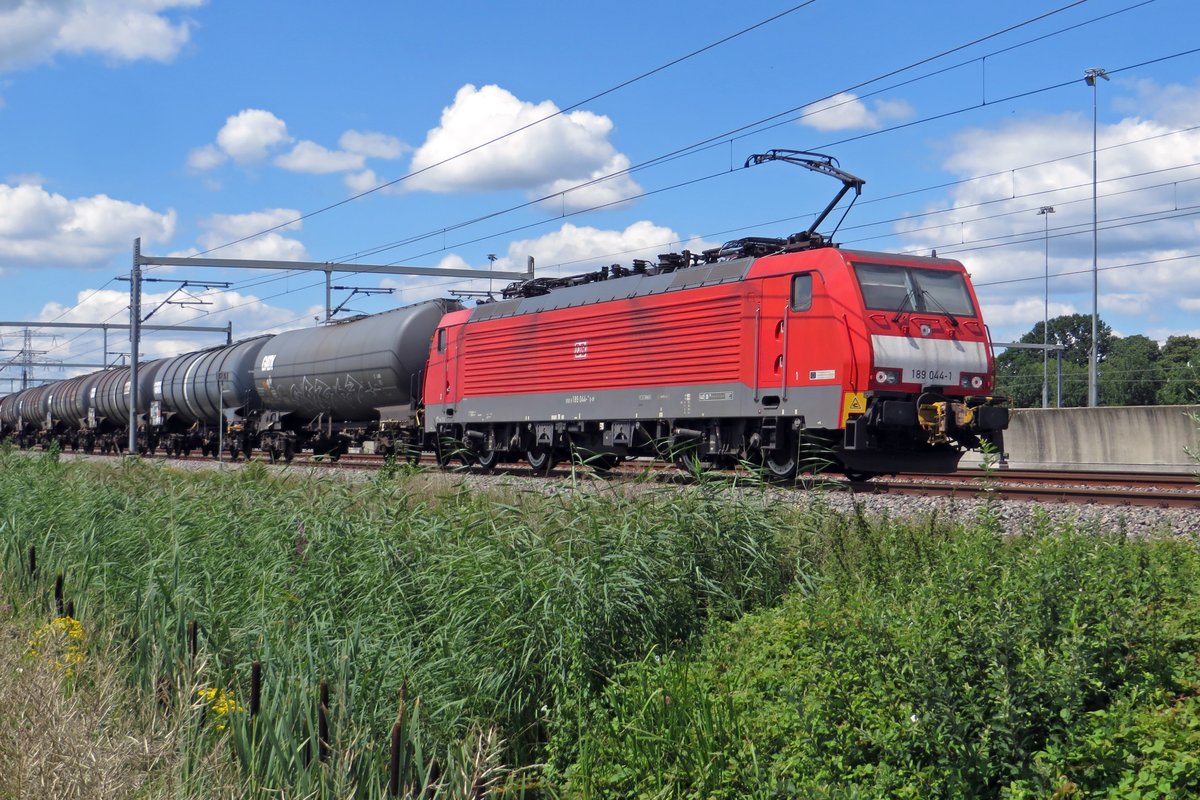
[0,447,798,795]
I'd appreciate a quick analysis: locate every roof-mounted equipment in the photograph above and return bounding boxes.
[744,149,865,251]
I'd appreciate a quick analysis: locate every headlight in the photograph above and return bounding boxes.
[874,368,901,386]
[959,373,986,390]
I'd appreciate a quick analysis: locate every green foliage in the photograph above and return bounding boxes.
[1157,335,1200,405]
[1103,335,1162,407]
[994,314,1113,407]
[570,514,1200,799]
[6,449,1200,798]
[995,318,1200,408]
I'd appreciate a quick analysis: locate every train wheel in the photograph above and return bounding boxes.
[435,438,456,468]
[475,448,502,473]
[587,452,621,476]
[844,470,875,483]
[761,438,798,481]
[763,451,797,481]
[670,439,704,477]
[673,452,705,477]
[268,448,282,464]
[283,441,295,463]
[525,447,557,476]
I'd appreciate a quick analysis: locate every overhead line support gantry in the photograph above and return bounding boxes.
[128,238,535,455]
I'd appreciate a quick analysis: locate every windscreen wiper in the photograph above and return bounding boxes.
[919,290,960,327]
[891,290,917,323]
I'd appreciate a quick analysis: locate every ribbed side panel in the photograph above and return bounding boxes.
[461,291,746,396]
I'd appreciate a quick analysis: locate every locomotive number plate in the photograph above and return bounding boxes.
[907,368,953,383]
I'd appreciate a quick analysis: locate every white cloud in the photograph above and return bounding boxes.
[188,108,294,172]
[186,143,225,172]
[194,208,307,260]
[0,0,203,73]
[345,169,381,194]
[372,221,721,303]
[190,111,405,185]
[339,130,406,160]
[274,140,365,174]
[1100,292,1152,316]
[275,132,409,176]
[1178,297,1200,312]
[0,181,175,267]
[539,153,642,213]
[979,297,1077,330]
[502,221,720,275]
[407,83,642,207]
[214,109,291,164]
[799,92,915,132]
[32,285,317,370]
[890,79,1200,342]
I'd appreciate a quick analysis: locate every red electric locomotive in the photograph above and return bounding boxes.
[422,151,1007,479]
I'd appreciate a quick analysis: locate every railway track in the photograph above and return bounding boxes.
[320,453,1200,509]
[872,468,1199,508]
[26,447,1200,509]
[921,467,1197,490]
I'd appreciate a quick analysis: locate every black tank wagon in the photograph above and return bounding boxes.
[251,298,462,460]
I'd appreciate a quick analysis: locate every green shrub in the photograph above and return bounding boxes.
[569,513,1200,799]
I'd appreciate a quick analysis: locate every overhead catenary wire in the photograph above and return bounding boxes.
[94,143,1200,351]
[168,0,1107,301]
[141,0,1151,338]
[329,0,1116,268]
[335,45,1200,279]
[184,1,822,260]
[31,3,1196,364]
[97,2,830,346]
[51,115,1200,361]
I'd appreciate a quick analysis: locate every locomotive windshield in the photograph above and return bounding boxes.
[853,263,976,317]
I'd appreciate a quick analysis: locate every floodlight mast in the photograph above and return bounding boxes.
[744,149,866,246]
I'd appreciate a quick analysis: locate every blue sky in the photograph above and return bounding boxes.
[2,0,1199,388]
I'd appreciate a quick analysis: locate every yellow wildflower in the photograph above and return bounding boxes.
[26,616,87,675]
[197,687,245,731]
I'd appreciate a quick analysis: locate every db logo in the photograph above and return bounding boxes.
[574,341,588,359]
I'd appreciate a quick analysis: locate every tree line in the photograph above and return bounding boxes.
[994,313,1200,408]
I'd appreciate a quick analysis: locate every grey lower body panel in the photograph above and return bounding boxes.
[426,382,844,430]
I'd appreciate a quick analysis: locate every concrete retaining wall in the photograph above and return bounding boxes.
[962,405,1200,473]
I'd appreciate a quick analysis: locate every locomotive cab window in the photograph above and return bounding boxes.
[853,263,976,317]
[791,273,813,312]
[436,328,447,353]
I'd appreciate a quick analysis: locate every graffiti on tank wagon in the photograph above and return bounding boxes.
[273,373,392,410]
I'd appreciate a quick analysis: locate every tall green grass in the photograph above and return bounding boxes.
[7,446,1199,798]
[0,448,799,795]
